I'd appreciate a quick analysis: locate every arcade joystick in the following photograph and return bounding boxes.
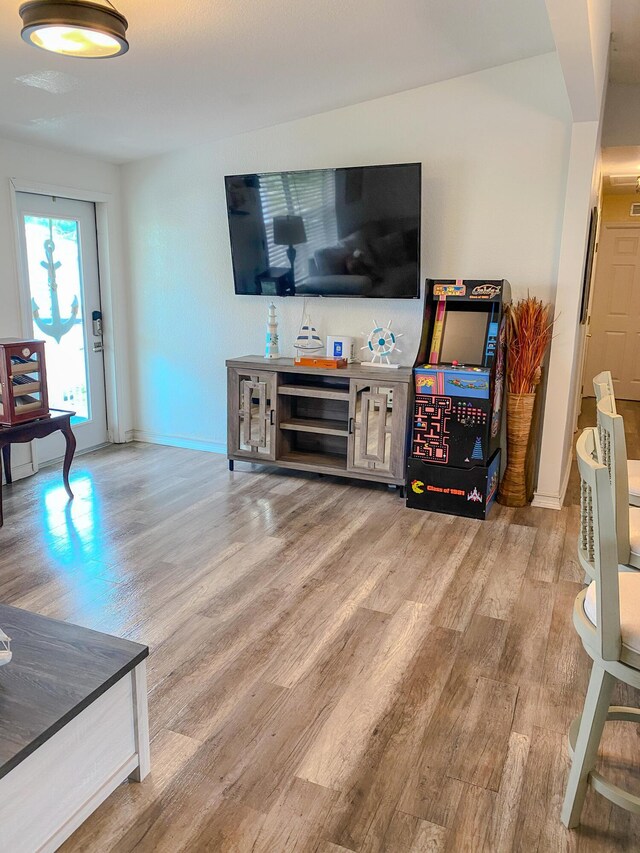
[452,360,459,366]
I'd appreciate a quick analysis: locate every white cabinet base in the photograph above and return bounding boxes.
[0,661,150,853]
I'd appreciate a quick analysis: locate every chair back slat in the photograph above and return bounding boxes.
[576,427,621,661]
[596,395,630,565]
[593,370,616,412]
[579,423,603,571]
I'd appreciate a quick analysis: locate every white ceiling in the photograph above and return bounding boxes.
[604,0,640,186]
[601,146,640,191]
[0,0,555,164]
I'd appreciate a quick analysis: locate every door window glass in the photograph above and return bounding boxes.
[22,215,90,423]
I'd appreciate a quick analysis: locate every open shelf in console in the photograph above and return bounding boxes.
[278,373,350,443]
[278,371,350,400]
[278,384,350,401]
[279,449,348,471]
[279,417,348,437]
[279,421,348,471]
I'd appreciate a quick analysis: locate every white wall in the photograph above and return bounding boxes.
[123,52,572,454]
[534,0,610,508]
[0,137,130,477]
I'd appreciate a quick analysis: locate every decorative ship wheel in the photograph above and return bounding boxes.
[361,320,403,368]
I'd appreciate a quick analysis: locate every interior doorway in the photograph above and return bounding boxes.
[582,221,640,400]
[582,151,640,402]
[15,192,108,463]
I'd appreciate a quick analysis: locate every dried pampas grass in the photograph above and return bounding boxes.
[505,298,553,394]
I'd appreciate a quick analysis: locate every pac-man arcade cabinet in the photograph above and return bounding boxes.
[406,279,510,519]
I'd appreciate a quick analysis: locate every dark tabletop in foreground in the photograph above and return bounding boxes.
[0,603,148,778]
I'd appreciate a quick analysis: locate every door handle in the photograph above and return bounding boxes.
[92,310,103,337]
[348,417,355,434]
[270,409,275,425]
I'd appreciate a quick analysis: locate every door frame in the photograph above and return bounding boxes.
[580,220,640,399]
[9,178,129,475]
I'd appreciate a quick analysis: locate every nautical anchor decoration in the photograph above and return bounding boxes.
[32,225,79,343]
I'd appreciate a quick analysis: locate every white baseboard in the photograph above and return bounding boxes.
[530,493,563,510]
[531,454,572,511]
[2,459,36,485]
[124,429,135,443]
[36,442,110,471]
[132,429,226,455]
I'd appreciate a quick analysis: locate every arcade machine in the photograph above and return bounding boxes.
[406,279,510,519]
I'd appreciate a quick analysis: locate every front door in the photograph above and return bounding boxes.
[15,192,108,463]
[583,224,640,401]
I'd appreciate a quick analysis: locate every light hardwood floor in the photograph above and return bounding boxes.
[1,403,639,852]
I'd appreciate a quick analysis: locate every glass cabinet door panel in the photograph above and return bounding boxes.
[349,383,395,474]
[236,372,275,458]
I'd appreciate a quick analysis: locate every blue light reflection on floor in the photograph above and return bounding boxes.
[43,472,100,558]
[40,473,123,621]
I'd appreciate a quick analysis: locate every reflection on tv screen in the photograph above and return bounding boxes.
[225,163,421,298]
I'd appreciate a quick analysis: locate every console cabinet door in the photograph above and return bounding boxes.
[228,369,276,460]
[347,380,408,478]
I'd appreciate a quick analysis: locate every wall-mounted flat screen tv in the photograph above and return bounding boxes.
[225,162,421,298]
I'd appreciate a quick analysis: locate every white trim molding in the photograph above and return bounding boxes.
[8,176,132,446]
[8,178,112,204]
[2,459,37,486]
[532,453,573,510]
[132,429,226,455]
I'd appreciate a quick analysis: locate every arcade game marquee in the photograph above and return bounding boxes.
[406,279,510,519]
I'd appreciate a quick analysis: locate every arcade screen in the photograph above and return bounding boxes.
[439,310,489,365]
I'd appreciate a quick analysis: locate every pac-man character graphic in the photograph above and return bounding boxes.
[416,375,435,390]
[411,480,425,494]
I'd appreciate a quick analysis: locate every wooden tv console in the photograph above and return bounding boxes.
[226,356,412,490]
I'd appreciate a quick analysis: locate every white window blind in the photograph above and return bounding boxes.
[258,170,338,281]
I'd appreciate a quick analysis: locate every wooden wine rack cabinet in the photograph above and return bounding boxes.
[0,338,49,425]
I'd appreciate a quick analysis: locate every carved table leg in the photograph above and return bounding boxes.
[1,444,12,485]
[61,422,76,500]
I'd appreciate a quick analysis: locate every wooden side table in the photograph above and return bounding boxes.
[0,409,77,527]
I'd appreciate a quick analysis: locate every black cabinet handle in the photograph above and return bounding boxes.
[348,417,354,434]
[270,409,275,425]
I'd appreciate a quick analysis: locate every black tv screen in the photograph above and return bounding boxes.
[225,163,421,298]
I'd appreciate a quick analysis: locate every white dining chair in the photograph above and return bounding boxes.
[593,373,640,507]
[593,370,615,407]
[562,426,640,828]
[596,397,640,570]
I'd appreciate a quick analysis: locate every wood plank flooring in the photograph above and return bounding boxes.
[0,401,639,851]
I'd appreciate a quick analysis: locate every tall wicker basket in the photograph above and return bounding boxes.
[498,391,536,507]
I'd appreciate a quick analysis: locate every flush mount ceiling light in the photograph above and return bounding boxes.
[19,0,129,58]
